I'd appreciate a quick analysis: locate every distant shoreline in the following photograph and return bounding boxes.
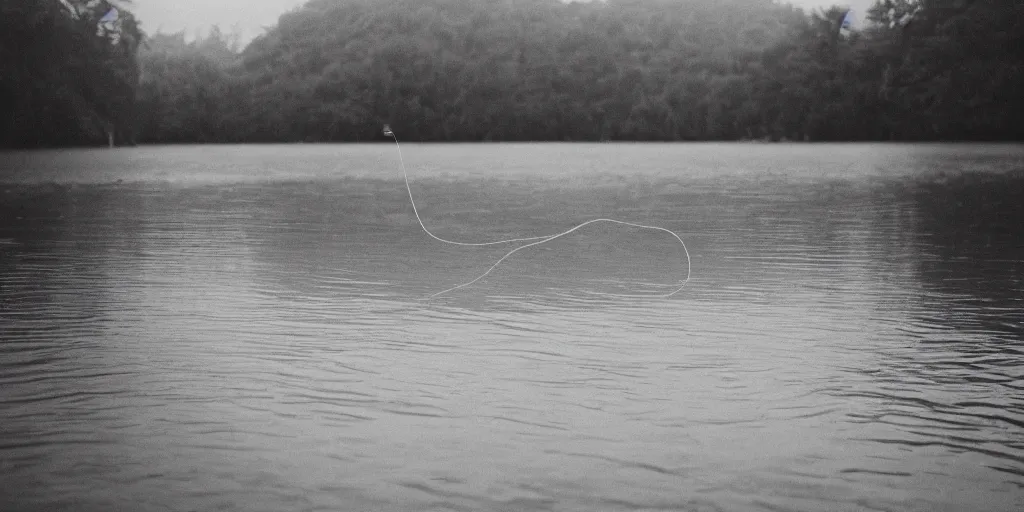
[6,139,1024,152]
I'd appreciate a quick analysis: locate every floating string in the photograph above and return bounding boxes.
[385,129,691,298]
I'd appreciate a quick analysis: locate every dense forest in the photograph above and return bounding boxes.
[1,0,141,147]
[2,0,1022,147]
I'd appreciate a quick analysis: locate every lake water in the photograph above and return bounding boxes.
[1,143,1022,512]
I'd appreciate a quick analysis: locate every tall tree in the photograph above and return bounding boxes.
[0,0,142,148]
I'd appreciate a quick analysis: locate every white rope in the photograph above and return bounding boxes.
[387,131,691,298]
[390,132,550,246]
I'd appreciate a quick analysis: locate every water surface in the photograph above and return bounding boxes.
[1,143,1022,511]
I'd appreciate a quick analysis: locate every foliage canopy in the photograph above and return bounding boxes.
[3,0,1021,147]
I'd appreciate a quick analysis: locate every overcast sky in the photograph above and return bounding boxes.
[129,0,876,42]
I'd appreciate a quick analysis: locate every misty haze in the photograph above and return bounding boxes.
[1,1,1022,512]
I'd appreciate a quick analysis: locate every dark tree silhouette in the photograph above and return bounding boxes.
[1,0,142,148]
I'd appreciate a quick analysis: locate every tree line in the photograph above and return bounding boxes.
[3,0,1021,148]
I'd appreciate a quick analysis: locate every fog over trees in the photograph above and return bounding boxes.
[3,0,1021,147]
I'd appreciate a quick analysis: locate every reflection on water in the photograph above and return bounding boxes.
[1,144,1022,512]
